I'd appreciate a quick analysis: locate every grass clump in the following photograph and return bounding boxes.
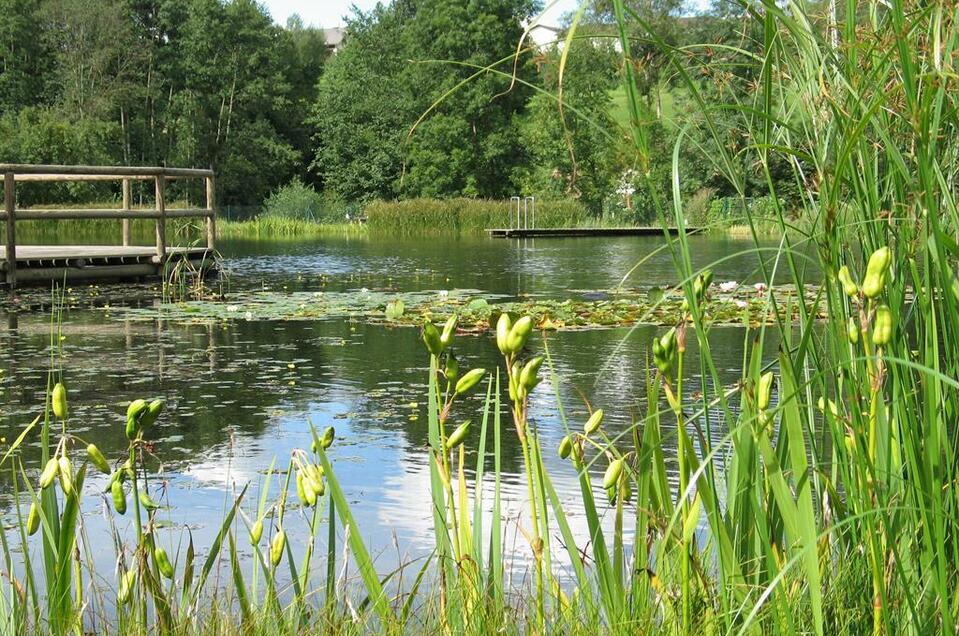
[363,198,589,234]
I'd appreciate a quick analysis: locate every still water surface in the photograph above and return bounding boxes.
[0,234,792,579]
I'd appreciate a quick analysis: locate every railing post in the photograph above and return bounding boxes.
[122,178,131,246]
[4,172,15,287]
[154,174,166,266]
[205,175,216,251]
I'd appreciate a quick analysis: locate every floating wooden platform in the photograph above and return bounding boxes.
[486,227,700,238]
[0,245,216,285]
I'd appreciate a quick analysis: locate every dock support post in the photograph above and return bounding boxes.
[154,175,167,268]
[122,178,131,246]
[205,175,216,251]
[4,172,15,287]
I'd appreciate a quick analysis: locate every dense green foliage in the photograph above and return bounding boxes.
[364,197,588,234]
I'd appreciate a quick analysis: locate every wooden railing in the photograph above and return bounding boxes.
[0,164,216,286]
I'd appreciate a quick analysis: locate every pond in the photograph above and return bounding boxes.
[0,233,796,580]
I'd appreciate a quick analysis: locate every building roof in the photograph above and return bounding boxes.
[323,27,345,49]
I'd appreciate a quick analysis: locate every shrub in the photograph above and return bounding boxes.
[262,179,350,224]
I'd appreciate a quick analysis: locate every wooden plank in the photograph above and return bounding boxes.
[0,208,211,220]
[13,174,202,182]
[122,178,131,246]
[154,175,166,264]
[4,172,14,286]
[205,175,216,250]
[0,163,213,178]
[485,227,701,238]
[0,245,210,260]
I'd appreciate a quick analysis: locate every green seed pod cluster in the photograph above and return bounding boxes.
[652,328,677,376]
[446,421,470,450]
[422,321,443,356]
[861,246,891,298]
[505,316,533,355]
[141,399,165,428]
[296,462,326,508]
[270,529,286,566]
[26,502,40,536]
[603,458,625,490]
[39,457,59,489]
[87,444,110,474]
[495,313,512,354]
[455,368,486,396]
[584,409,604,435]
[439,315,457,350]
[873,304,893,346]
[118,569,136,605]
[558,435,573,459]
[311,426,335,453]
[58,456,74,496]
[837,266,859,297]
[249,518,264,546]
[125,398,165,439]
[52,382,68,419]
[153,544,175,579]
[757,372,775,411]
[847,317,859,344]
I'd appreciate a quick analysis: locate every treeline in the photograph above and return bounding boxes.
[0,0,799,221]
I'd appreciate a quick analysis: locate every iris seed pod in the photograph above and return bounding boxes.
[154,545,175,579]
[39,458,58,489]
[847,317,859,344]
[606,485,617,504]
[603,458,624,489]
[295,471,309,506]
[127,399,148,420]
[139,491,160,511]
[58,456,73,496]
[270,529,286,566]
[249,518,264,545]
[303,474,318,507]
[495,313,512,355]
[140,399,165,427]
[455,368,486,395]
[26,502,40,536]
[757,372,775,411]
[112,479,127,515]
[422,322,443,356]
[87,444,110,474]
[320,426,335,450]
[505,316,533,354]
[837,266,859,297]
[118,569,136,605]
[446,421,470,450]
[873,304,892,346]
[52,383,68,419]
[861,246,891,298]
[519,356,544,392]
[558,435,572,459]
[444,354,459,381]
[584,409,605,435]
[439,315,458,349]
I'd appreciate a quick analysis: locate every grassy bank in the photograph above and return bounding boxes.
[363,198,590,234]
[217,217,366,240]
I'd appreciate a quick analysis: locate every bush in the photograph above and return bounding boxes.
[363,198,588,234]
[262,179,351,224]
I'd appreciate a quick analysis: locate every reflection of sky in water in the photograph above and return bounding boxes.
[0,234,788,584]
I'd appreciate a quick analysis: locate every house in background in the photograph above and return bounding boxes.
[323,27,346,54]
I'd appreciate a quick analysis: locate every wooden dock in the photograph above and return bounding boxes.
[1,163,217,287]
[486,226,700,238]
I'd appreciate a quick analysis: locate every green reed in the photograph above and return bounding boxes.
[363,198,589,234]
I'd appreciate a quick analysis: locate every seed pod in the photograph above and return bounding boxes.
[847,317,859,344]
[310,475,326,498]
[140,399,165,427]
[495,313,512,355]
[320,426,335,450]
[87,444,110,474]
[26,501,40,536]
[584,409,605,435]
[270,529,286,566]
[622,478,633,503]
[455,368,486,396]
[112,479,127,515]
[660,327,677,356]
[861,246,891,298]
[58,456,74,496]
[52,382,68,419]
[603,458,624,489]
[422,322,443,356]
[837,266,859,297]
[439,315,458,349]
[154,545,174,579]
[557,435,572,459]
[505,316,533,354]
[519,356,544,392]
[249,518,264,546]
[757,372,775,411]
[127,398,148,420]
[444,354,459,381]
[39,458,59,489]
[606,485,617,504]
[873,304,892,346]
[118,568,136,605]
[446,421,470,450]
[139,491,160,511]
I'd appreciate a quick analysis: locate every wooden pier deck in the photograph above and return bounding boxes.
[1,164,218,287]
[486,226,700,238]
